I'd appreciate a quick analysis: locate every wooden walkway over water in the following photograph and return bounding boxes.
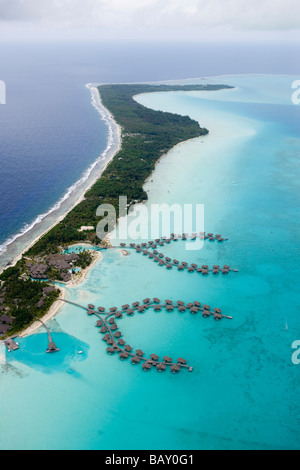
[111,232,239,275]
[58,297,233,373]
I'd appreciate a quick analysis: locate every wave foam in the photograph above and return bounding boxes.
[0,84,115,256]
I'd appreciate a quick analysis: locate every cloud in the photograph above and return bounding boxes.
[0,0,104,24]
[0,0,299,41]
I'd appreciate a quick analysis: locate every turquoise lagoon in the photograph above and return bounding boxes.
[0,75,300,450]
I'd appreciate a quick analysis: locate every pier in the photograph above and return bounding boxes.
[58,297,233,374]
[111,233,239,275]
[34,317,60,353]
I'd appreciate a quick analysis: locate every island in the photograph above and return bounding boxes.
[0,82,233,337]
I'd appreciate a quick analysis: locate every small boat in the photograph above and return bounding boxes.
[78,351,83,354]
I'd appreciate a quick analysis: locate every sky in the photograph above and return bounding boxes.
[0,0,299,42]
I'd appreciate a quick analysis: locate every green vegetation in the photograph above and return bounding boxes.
[26,83,231,255]
[0,260,60,334]
[0,82,232,336]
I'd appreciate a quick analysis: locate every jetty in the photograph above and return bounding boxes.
[4,338,19,352]
[110,233,239,275]
[34,317,60,353]
[58,297,233,374]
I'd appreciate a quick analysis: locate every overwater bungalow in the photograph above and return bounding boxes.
[154,305,162,312]
[177,265,184,271]
[114,331,122,338]
[202,265,209,270]
[188,267,195,273]
[111,324,118,331]
[171,365,180,373]
[98,306,106,313]
[173,259,179,265]
[153,250,159,255]
[132,302,140,307]
[119,351,129,360]
[182,262,188,267]
[166,305,174,312]
[190,307,198,314]
[177,358,187,365]
[203,304,211,311]
[202,310,211,318]
[127,309,134,316]
[118,339,126,346]
[163,356,172,363]
[153,298,160,303]
[136,349,144,357]
[88,304,95,310]
[142,362,151,371]
[165,300,173,305]
[143,298,151,304]
[131,356,141,364]
[143,250,149,255]
[137,306,145,313]
[125,345,133,352]
[214,313,222,321]
[165,257,172,262]
[177,300,185,306]
[109,307,118,313]
[148,253,154,258]
[156,363,166,371]
[108,318,115,324]
[179,306,186,312]
[115,311,123,318]
[202,269,209,275]
[166,264,173,269]
[100,326,107,333]
[106,347,115,355]
[122,304,130,310]
[194,301,201,307]
[150,354,159,361]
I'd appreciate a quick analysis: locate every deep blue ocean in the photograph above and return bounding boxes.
[0,41,299,264]
[0,41,300,450]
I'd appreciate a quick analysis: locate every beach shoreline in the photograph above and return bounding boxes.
[0,84,122,274]
[19,249,102,338]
